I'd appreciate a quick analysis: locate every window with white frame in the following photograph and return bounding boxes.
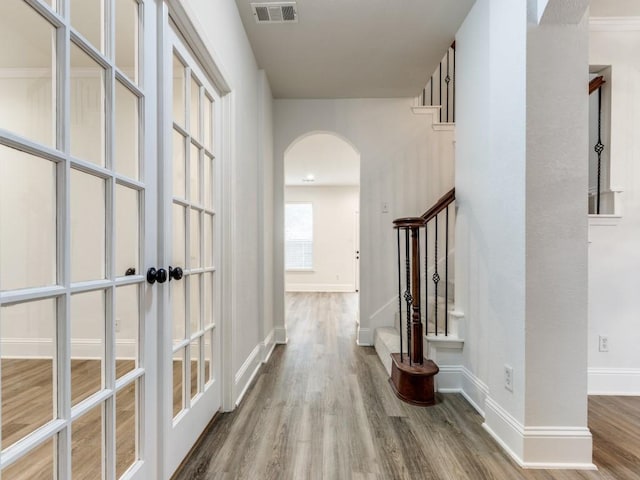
[285,203,313,270]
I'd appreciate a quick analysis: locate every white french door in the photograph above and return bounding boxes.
[0,0,157,479]
[160,19,223,477]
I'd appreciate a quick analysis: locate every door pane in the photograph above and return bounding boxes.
[190,144,200,204]
[0,146,56,291]
[115,0,139,84]
[171,279,186,344]
[72,403,104,480]
[116,381,138,479]
[0,0,56,147]
[203,95,213,150]
[190,76,200,140]
[70,44,106,166]
[173,349,184,418]
[71,290,105,406]
[172,54,185,128]
[203,154,213,209]
[70,0,103,52]
[204,213,213,268]
[173,130,186,198]
[204,329,213,385]
[2,436,56,480]
[115,81,139,180]
[115,184,139,278]
[189,274,201,334]
[172,204,186,267]
[1,299,56,449]
[71,169,105,282]
[115,285,138,379]
[190,339,200,400]
[190,209,201,268]
[203,272,213,327]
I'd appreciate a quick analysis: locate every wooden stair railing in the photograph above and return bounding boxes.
[389,188,455,406]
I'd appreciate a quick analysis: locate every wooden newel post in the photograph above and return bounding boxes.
[410,226,423,365]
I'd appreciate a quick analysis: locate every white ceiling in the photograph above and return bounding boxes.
[234,0,475,98]
[285,133,359,186]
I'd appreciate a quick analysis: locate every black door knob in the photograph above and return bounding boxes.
[147,267,168,284]
[169,266,183,281]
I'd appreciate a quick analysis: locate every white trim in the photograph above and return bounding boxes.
[588,214,622,227]
[483,397,595,469]
[588,368,640,395]
[1,338,136,359]
[589,17,640,31]
[261,329,277,363]
[285,283,355,292]
[274,326,288,344]
[234,344,262,407]
[411,106,441,116]
[356,326,373,346]
[460,367,489,416]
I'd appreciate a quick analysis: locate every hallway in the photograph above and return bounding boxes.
[174,293,636,480]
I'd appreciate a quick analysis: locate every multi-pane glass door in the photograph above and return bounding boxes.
[162,24,222,477]
[0,1,154,479]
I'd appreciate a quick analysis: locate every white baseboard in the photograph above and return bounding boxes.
[356,327,373,346]
[285,283,355,292]
[1,338,136,359]
[234,344,261,407]
[588,368,640,395]
[435,365,488,417]
[261,329,276,363]
[483,396,595,469]
[274,325,288,344]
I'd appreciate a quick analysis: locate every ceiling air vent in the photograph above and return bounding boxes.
[251,2,298,24]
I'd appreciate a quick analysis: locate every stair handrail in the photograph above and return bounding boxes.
[422,188,455,222]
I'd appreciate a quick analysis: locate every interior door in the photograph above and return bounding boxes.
[0,0,156,479]
[161,21,223,477]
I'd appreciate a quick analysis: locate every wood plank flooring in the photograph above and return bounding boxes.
[174,292,640,480]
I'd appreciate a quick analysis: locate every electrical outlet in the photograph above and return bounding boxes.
[381,202,389,214]
[504,365,514,392]
[115,318,121,333]
[599,335,609,352]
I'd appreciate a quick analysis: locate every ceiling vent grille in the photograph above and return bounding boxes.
[251,2,298,24]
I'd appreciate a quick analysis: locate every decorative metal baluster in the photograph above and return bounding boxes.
[424,224,428,336]
[445,206,449,336]
[452,44,456,123]
[445,48,451,123]
[595,87,604,215]
[439,63,443,123]
[422,87,426,107]
[397,228,403,362]
[433,214,440,335]
[430,76,433,106]
[404,229,412,364]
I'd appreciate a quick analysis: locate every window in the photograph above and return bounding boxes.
[285,203,313,270]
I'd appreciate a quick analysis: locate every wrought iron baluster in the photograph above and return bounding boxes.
[445,48,451,123]
[397,228,403,362]
[445,206,449,336]
[439,63,443,123]
[424,224,428,336]
[595,87,604,215]
[433,214,440,335]
[430,77,433,106]
[404,229,412,363]
[452,45,456,123]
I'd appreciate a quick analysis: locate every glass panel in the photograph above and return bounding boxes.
[172,204,186,267]
[173,349,184,418]
[0,146,56,291]
[71,0,103,51]
[190,144,200,204]
[115,81,139,179]
[190,339,200,400]
[204,213,214,268]
[0,1,56,147]
[203,154,213,209]
[115,184,139,277]
[190,274,201,334]
[116,381,138,479]
[71,169,105,282]
[190,209,201,269]
[70,43,105,166]
[2,436,56,480]
[172,129,186,198]
[190,76,200,139]
[172,54,185,128]
[204,329,213,385]
[171,277,186,344]
[71,290,105,406]
[72,403,104,480]
[115,0,139,83]
[203,272,213,327]
[115,285,138,379]
[204,95,213,150]
[1,299,56,449]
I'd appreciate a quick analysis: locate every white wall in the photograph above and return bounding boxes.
[455,0,592,467]
[285,186,359,292]
[274,98,455,345]
[588,19,640,394]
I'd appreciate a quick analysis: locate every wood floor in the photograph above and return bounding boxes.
[174,292,640,480]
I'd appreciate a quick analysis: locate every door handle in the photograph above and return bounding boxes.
[169,266,184,281]
[147,267,168,284]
